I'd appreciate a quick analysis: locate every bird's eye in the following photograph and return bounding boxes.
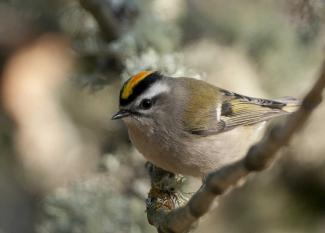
[140,99,153,110]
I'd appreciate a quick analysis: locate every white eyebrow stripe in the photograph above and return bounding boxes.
[136,82,170,104]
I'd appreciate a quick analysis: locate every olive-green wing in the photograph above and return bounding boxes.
[188,89,299,136]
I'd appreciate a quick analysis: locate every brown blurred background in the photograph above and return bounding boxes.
[0,0,324,232]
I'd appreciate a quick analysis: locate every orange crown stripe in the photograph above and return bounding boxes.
[121,71,154,99]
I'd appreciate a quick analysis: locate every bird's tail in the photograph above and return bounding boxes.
[276,96,301,113]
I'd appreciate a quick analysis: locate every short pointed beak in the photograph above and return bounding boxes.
[111,109,131,120]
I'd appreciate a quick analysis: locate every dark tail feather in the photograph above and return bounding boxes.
[276,96,301,113]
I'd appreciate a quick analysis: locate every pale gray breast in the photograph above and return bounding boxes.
[125,119,187,174]
[125,118,266,177]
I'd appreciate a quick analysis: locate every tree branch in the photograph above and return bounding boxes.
[79,0,120,42]
[146,59,325,233]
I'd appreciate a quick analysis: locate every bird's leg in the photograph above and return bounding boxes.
[145,162,188,215]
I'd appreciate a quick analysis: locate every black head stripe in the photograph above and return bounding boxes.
[119,71,162,106]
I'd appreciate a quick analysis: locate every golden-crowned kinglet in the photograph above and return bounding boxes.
[112,71,299,177]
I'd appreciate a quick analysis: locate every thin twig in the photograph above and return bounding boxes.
[79,0,119,42]
[147,59,325,233]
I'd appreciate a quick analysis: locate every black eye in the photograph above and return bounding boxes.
[140,99,153,110]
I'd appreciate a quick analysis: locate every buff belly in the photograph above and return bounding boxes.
[126,120,265,177]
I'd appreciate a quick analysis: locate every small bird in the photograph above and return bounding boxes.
[112,71,299,177]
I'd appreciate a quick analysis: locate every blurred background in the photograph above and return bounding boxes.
[0,0,324,232]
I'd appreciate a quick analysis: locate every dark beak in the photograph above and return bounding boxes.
[111,109,131,120]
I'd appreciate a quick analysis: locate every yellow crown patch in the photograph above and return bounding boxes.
[121,71,154,100]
